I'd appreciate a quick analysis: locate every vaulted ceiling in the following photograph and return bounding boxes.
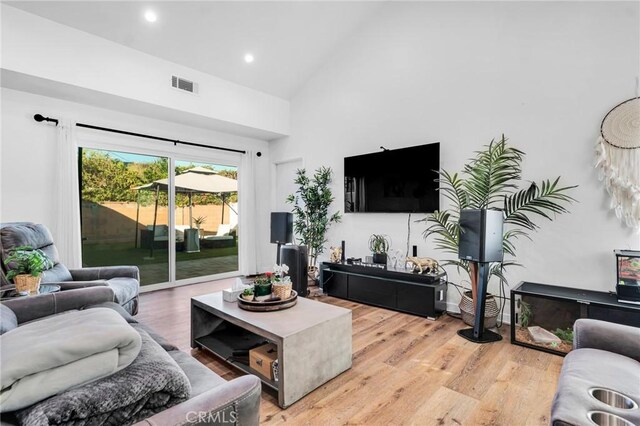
[7,1,383,99]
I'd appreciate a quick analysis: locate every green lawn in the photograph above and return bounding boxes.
[82,242,238,266]
[82,241,239,285]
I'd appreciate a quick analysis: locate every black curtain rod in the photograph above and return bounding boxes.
[76,123,247,154]
[34,114,59,125]
[33,114,248,155]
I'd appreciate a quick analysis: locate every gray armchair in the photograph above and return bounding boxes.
[0,222,139,315]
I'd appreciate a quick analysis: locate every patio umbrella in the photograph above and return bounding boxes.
[137,166,238,194]
[134,167,238,257]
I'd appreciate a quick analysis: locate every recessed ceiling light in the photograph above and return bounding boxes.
[144,10,157,23]
[244,53,254,64]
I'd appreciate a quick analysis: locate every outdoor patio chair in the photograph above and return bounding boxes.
[216,224,231,236]
[0,222,140,315]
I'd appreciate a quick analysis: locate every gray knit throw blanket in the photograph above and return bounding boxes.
[16,328,191,426]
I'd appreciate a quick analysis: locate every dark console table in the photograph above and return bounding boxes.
[510,281,640,356]
[319,262,447,319]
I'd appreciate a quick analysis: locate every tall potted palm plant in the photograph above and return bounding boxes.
[422,136,577,324]
[287,167,342,279]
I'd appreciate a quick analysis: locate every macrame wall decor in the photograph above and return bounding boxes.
[595,97,640,230]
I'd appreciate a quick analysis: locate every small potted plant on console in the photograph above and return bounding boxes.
[369,234,390,265]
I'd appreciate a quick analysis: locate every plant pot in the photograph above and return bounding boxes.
[241,294,254,301]
[307,265,320,288]
[184,228,200,253]
[372,253,387,265]
[254,283,272,301]
[14,273,41,295]
[307,265,318,280]
[272,282,292,299]
[459,290,499,329]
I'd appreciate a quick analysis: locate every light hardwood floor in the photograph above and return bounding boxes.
[136,279,563,426]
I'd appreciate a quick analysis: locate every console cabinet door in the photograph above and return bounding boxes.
[588,304,640,327]
[396,282,433,317]
[325,272,348,299]
[348,275,396,308]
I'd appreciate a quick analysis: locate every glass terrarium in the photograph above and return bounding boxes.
[615,250,640,304]
[512,290,578,355]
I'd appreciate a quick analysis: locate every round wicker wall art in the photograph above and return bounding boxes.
[595,97,640,230]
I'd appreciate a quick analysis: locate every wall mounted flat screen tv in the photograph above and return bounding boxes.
[344,142,440,213]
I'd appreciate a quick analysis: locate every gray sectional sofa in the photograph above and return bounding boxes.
[0,222,140,315]
[551,319,640,426]
[0,287,261,425]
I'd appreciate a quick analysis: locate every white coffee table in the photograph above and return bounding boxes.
[191,291,352,408]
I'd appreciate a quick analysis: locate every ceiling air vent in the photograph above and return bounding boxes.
[171,75,197,94]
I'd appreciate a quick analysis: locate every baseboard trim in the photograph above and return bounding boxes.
[140,271,240,293]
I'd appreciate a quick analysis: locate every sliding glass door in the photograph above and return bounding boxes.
[79,148,239,286]
[174,160,239,281]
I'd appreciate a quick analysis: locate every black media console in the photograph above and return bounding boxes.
[319,262,447,319]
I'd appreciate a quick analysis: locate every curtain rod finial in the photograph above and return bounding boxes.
[34,114,59,125]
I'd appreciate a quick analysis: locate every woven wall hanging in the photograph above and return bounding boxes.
[595,97,640,230]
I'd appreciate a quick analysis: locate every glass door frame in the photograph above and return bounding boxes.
[77,130,242,292]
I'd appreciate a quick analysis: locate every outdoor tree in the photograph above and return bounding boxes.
[142,157,169,182]
[81,151,140,203]
[81,153,239,209]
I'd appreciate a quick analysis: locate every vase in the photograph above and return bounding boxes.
[458,290,499,328]
[14,274,41,295]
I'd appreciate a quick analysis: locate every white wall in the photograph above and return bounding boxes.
[1,5,290,138]
[0,88,274,274]
[272,2,640,308]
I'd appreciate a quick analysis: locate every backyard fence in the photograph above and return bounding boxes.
[81,201,236,244]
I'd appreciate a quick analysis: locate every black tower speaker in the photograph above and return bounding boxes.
[271,212,293,264]
[457,209,504,344]
[270,212,293,244]
[458,209,504,263]
[280,245,308,297]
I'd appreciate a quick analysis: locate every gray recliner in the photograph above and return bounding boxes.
[0,222,140,315]
[551,319,640,426]
[0,288,261,425]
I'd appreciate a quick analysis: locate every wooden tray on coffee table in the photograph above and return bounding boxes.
[237,290,298,312]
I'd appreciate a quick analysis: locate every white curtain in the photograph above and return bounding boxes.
[54,120,82,268]
[239,150,258,275]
